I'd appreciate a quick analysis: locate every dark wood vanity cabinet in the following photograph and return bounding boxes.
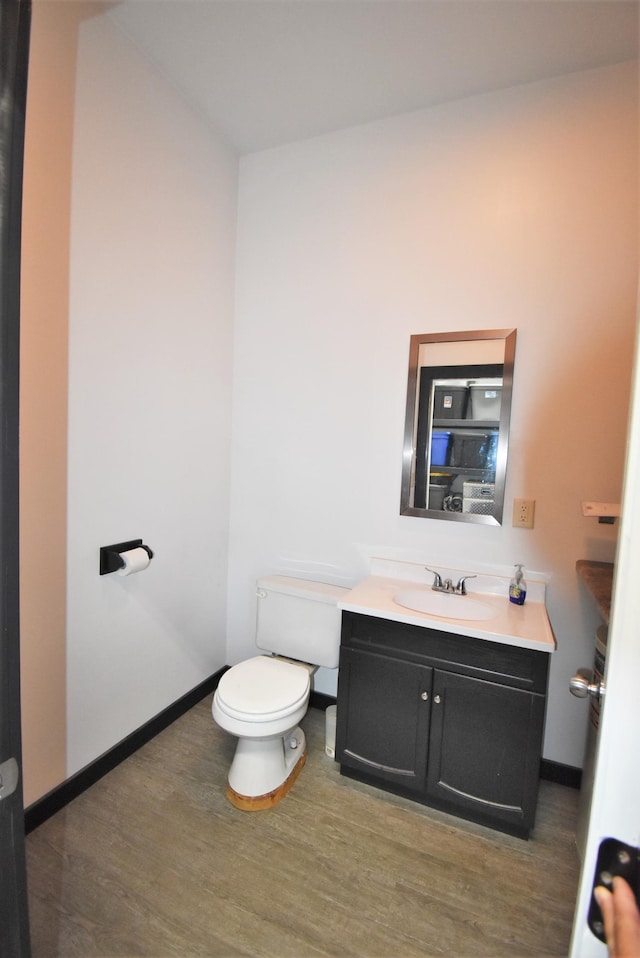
[335,612,549,838]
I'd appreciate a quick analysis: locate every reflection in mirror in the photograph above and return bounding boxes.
[400,329,516,525]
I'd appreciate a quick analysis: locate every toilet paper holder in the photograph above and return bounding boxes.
[99,539,154,575]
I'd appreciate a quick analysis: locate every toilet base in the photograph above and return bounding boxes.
[226,748,306,811]
[226,727,307,811]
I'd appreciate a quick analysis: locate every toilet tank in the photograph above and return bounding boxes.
[256,576,349,669]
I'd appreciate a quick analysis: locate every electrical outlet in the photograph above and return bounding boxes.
[513,498,535,529]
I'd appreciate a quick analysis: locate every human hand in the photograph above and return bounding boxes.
[594,876,640,957]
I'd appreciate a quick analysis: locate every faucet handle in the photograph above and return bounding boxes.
[455,574,477,595]
[425,567,443,589]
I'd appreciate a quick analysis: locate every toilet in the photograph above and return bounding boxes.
[212,575,348,810]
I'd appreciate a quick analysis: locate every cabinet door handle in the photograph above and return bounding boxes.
[434,694,441,704]
[420,691,429,701]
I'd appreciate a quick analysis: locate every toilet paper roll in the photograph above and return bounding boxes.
[117,547,151,577]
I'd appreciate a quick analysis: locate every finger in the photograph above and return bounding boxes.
[594,885,617,953]
[611,876,640,958]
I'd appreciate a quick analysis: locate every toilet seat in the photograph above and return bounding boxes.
[215,656,310,724]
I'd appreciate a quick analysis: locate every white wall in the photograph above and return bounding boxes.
[229,63,638,768]
[66,14,237,774]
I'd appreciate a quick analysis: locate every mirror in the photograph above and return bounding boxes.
[400,329,516,525]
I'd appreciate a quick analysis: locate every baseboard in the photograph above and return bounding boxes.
[310,690,336,711]
[25,669,335,833]
[540,759,582,789]
[29,685,572,834]
[24,668,228,834]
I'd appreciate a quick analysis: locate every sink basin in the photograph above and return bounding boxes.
[393,589,496,621]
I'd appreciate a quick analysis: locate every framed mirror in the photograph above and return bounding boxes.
[400,329,516,525]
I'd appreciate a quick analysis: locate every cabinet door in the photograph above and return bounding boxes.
[427,670,545,833]
[336,648,433,791]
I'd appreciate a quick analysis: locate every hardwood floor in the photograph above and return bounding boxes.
[26,697,581,957]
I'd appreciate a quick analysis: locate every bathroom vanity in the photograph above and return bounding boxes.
[335,568,556,838]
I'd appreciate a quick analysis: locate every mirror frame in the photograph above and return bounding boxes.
[400,328,517,525]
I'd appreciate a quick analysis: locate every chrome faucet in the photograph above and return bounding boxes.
[425,568,477,596]
[455,574,477,595]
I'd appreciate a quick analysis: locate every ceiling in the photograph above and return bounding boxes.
[109,1,639,154]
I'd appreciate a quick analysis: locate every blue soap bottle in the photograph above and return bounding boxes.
[509,564,527,605]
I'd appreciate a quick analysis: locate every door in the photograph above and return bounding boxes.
[426,670,545,836]
[336,647,432,790]
[0,0,31,955]
[569,315,640,955]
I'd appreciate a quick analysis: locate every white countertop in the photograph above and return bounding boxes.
[338,575,557,653]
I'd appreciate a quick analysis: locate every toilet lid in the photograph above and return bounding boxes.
[216,656,310,720]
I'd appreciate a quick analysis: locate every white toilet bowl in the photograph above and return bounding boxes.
[212,575,348,810]
[212,655,312,810]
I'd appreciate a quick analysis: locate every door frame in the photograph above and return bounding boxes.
[0,0,32,954]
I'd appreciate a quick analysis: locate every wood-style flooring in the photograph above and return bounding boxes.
[26,697,581,957]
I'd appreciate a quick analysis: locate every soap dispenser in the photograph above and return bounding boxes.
[509,564,527,605]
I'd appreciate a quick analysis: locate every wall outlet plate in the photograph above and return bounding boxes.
[513,498,535,529]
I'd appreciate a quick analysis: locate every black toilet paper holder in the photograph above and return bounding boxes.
[99,539,154,575]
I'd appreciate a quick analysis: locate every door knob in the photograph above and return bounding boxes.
[570,668,606,700]
[420,691,429,700]
[434,694,441,704]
